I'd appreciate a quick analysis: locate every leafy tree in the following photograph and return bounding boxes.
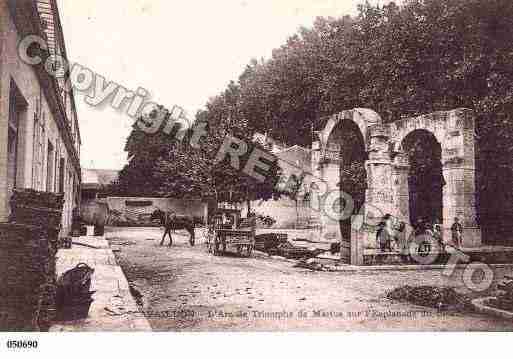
[115,104,283,210]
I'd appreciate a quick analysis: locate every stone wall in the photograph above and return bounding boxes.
[81,197,208,226]
[242,198,311,229]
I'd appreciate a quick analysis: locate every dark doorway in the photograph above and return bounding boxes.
[402,130,444,226]
[329,120,367,242]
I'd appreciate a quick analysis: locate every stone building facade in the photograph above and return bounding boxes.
[0,0,81,234]
[244,133,313,228]
[248,144,312,228]
[311,108,481,253]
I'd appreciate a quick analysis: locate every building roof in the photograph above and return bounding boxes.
[274,145,311,175]
[81,168,119,189]
[252,132,288,153]
[276,145,311,155]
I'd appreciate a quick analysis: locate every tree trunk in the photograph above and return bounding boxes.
[246,186,251,217]
[295,200,299,229]
[214,187,219,210]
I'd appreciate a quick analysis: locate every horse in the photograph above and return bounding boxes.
[150,209,195,247]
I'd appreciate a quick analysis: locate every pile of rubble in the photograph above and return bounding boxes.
[9,188,64,255]
[294,258,339,272]
[254,233,324,259]
[9,188,64,209]
[0,189,64,331]
[0,223,56,330]
[254,233,287,253]
[386,285,472,311]
[275,241,324,260]
[488,275,513,311]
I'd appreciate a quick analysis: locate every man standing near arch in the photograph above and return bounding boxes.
[451,217,463,248]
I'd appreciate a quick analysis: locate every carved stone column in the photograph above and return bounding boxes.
[319,153,342,242]
[441,109,481,247]
[391,151,410,224]
[365,124,393,219]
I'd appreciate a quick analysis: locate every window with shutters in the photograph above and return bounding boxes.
[39,112,46,190]
[54,139,60,191]
[32,110,46,190]
[32,115,40,188]
[7,80,27,201]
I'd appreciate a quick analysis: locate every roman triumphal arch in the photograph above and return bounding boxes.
[311,108,481,262]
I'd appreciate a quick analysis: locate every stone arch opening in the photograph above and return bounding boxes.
[328,120,368,240]
[314,108,383,260]
[401,129,444,227]
[317,108,483,263]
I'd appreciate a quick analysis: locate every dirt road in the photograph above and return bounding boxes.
[109,227,513,331]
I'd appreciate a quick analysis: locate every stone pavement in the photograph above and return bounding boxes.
[50,236,152,331]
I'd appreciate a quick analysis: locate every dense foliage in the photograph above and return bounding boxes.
[238,0,513,238]
[116,0,513,239]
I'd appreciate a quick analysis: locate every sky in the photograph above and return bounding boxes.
[56,0,398,170]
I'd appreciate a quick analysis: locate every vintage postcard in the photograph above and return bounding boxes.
[1,0,513,350]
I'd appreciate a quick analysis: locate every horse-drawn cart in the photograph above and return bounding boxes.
[206,208,255,257]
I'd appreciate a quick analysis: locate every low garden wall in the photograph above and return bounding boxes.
[81,196,208,226]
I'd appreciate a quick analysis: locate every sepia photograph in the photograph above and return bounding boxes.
[0,0,512,356]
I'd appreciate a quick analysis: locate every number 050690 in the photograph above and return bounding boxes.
[6,340,38,349]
